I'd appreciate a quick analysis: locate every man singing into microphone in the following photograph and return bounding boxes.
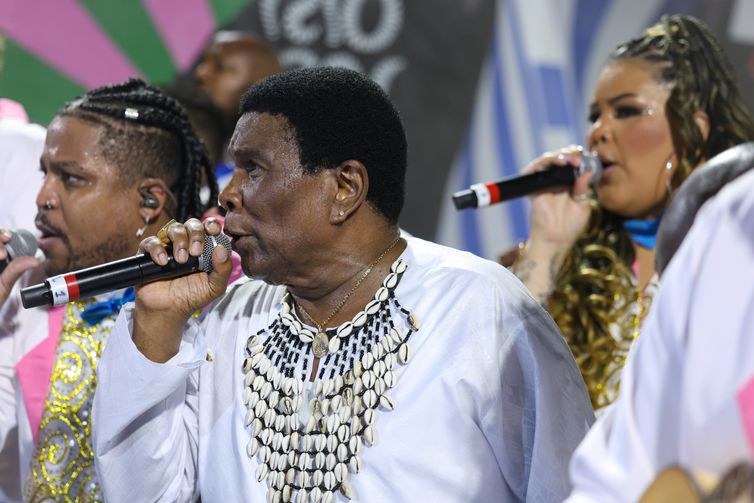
[0,79,217,502]
[92,67,594,502]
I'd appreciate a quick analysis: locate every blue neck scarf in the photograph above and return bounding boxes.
[623,215,662,250]
[80,287,135,326]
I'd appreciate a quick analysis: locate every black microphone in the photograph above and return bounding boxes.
[1,229,40,273]
[452,152,602,209]
[21,233,232,309]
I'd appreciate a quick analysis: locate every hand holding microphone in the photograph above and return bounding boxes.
[133,217,233,362]
[505,147,600,303]
[1,228,42,306]
[522,147,600,248]
[452,149,602,209]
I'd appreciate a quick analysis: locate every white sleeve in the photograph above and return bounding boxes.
[0,300,21,503]
[565,188,731,502]
[92,304,208,503]
[483,281,594,501]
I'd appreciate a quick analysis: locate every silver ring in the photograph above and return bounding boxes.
[572,193,590,202]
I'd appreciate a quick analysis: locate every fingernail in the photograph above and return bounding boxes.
[216,245,228,263]
[158,252,168,265]
[191,240,203,255]
[177,248,188,262]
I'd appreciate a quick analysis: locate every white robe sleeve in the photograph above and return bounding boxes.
[491,285,595,501]
[0,298,22,503]
[92,304,207,503]
[566,176,751,502]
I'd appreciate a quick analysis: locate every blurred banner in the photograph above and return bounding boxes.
[2,0,753,258]
[437,0,699,258]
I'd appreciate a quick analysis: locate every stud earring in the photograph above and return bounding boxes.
[665,159,674,195]
[136,216,151,238]
[43,200,54,210]
[338,210,345,217]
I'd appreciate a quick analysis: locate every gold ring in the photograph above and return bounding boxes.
[572,193,590,202]
[156,219,178,244]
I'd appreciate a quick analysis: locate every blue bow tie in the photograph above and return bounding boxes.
[80,288,135,326]
[623,215,662,250]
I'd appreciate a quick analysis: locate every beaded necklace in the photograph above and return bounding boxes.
[295,236,401,359]
[242,257,417,502]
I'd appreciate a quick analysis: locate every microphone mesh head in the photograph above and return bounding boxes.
[581,152,603,183]
[199,232,233,273]
[7,229,38,259]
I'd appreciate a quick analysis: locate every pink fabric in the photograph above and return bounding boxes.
[15,306,65,442]
[0,99,29,121]
[142,0,215,71]
[0,0,139,87]
[737,375,754,456]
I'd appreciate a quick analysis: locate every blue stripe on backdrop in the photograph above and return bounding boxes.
[437,0,705,258]
[539,65,572,127]
[460,126,483,256]
[507,0,545,157]
[655,0,699,19]
[572,0,612,103]
[491,28,530,242]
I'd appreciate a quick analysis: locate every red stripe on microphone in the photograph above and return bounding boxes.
[485,182,501,204]
[64,274,80,300]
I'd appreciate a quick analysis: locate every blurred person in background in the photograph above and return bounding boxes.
[194,31,282,190]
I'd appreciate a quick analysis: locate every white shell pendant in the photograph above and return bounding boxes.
[391,258,407,274]
[327,335,340,354]
[298,329,315,344]
[383,272,398,289]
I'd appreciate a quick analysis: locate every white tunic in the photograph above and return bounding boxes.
[567,168,754,502]
[93,237,594,502]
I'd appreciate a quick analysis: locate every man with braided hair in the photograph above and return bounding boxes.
[0,78,217,502]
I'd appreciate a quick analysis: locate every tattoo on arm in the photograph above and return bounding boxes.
[512,253,562,306]
[547,253,560,290]
[511,258,535,283]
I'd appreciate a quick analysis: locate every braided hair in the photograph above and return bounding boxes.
[59,78,218,221]
[549,15,754,408]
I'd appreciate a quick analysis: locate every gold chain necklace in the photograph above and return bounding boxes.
[296,236,401,358]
